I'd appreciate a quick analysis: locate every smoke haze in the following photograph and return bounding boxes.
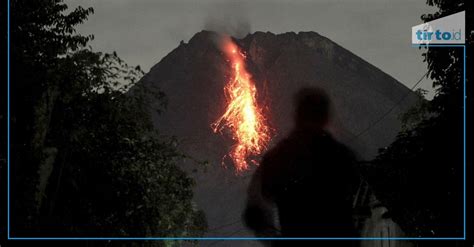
[203,1,251,38]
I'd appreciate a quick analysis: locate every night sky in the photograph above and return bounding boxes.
[67,0,437,98]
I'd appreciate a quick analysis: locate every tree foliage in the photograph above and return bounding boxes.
[369,0,471,242]
[8,0,206,243]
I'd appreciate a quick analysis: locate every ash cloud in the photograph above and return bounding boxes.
[203,1,251,38]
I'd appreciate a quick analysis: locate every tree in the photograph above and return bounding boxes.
[369,0,471,245]
[8,0,206,243]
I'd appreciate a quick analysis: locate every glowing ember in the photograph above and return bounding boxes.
[212,39,271,172]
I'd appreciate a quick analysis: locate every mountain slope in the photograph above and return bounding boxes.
[136,30,419,243]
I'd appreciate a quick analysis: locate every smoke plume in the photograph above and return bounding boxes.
[203,1,251,38]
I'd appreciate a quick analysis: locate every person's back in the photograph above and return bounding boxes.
[261,129,358,237]
[244,87,360,246]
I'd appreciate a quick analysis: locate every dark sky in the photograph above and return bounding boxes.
[67,0,437,98]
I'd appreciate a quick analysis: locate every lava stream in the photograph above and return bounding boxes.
[212,39,271,172]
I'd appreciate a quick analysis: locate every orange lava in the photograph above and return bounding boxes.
[212,40,271,172]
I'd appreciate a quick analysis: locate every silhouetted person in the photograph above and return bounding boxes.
[244,87,360,246]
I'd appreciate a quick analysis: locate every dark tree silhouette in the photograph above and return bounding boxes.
[369,0,471,246]
[4,0,206,244]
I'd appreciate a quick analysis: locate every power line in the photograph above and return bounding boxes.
[349,71,429,142]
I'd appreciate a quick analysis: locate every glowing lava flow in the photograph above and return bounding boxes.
[212,40,271,172]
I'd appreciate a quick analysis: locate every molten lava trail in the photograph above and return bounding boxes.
[212,39,271,172]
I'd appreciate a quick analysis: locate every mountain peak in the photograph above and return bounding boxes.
[136,30,419,236]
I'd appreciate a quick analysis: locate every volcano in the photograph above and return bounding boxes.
[135,31,419,243]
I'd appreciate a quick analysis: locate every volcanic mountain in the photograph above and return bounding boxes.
[136,30,419,244]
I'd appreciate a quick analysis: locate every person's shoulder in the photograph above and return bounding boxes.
[261,136,295,163]
[263,139,287,159]
[324,132,357,160]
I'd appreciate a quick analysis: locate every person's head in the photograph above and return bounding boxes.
[293,87,331,130]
